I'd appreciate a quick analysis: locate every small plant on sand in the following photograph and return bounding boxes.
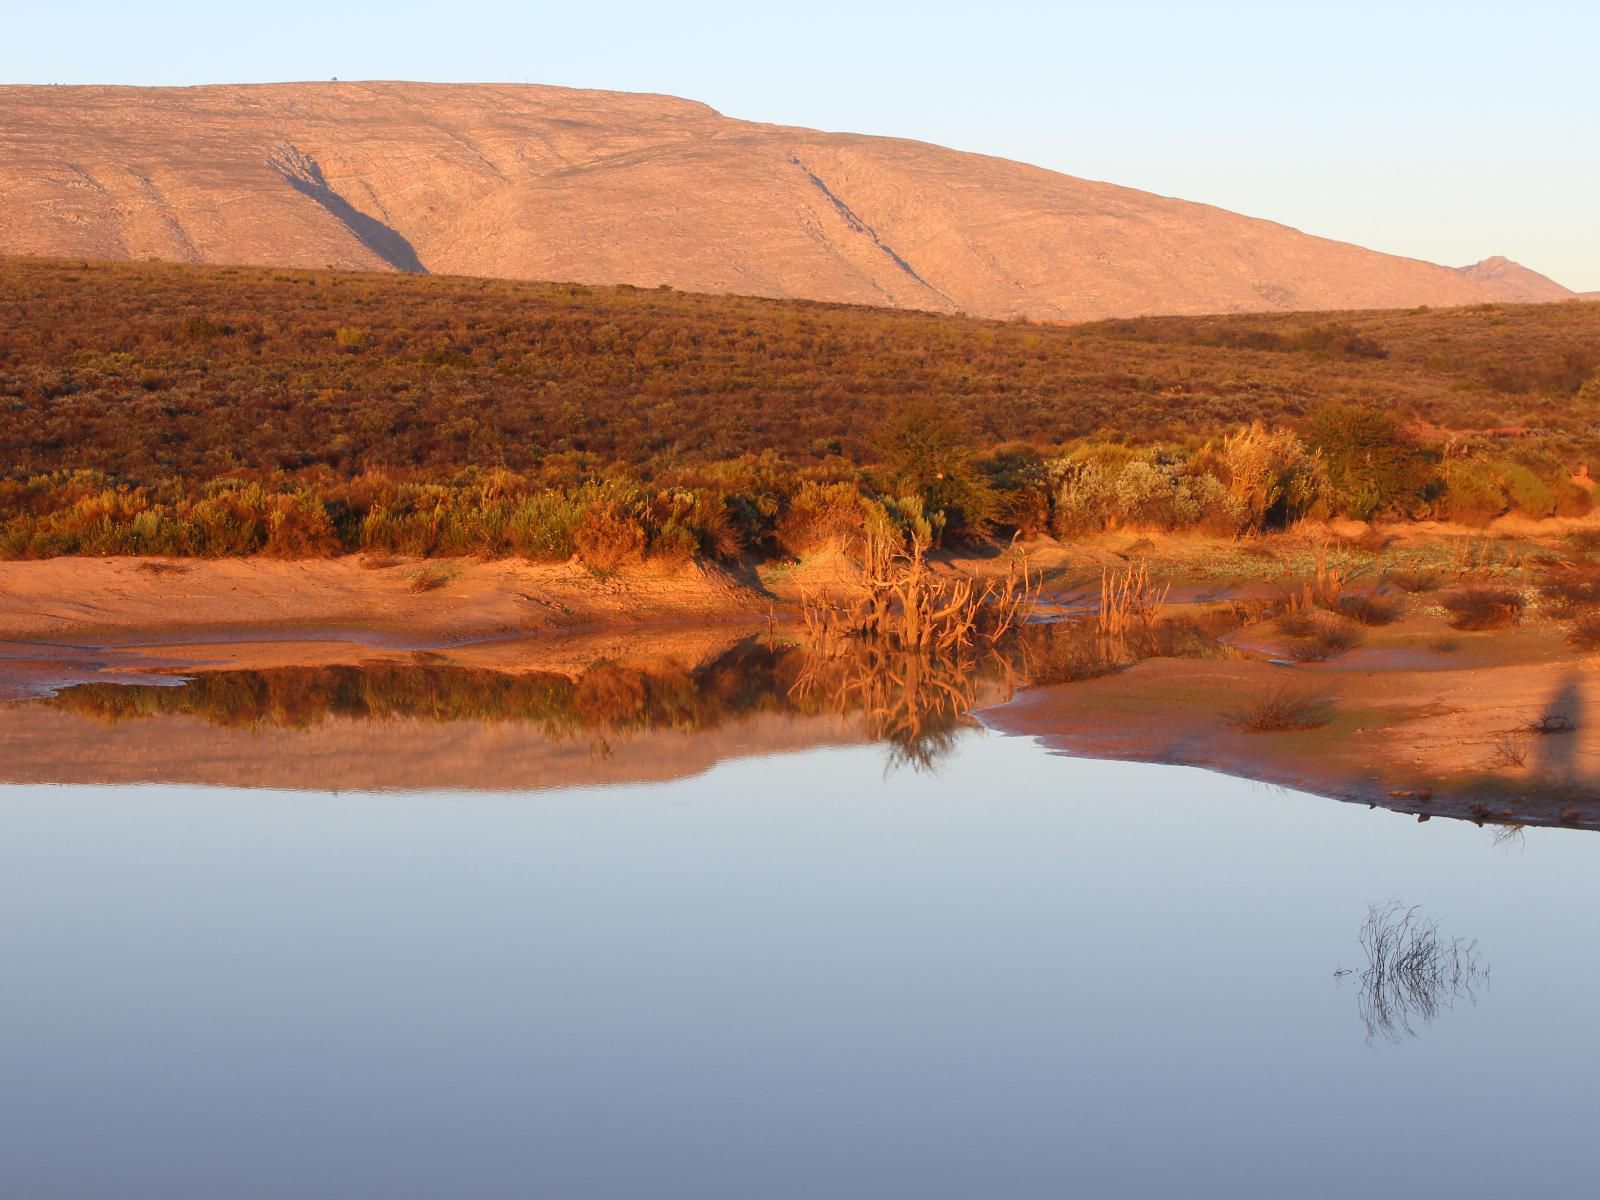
[1427,635,1462,654]
[135,560,189,576]
[1335,593,1401,626]
[1537,566,1600,616]
[1563,529,1600,560]
[1441,586,1525,631]
[1489,732,1529,768]
[1229,683,1335,732]
[404,564,459,593]
[1387,568,1441,593]
[1568,613,1600,650]
[1279,612,1364,662]
[1524,712,1576,735]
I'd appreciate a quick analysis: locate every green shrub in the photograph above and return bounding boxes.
[1438,459,1507,526]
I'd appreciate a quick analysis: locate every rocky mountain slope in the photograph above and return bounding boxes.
[0,81,1535,320]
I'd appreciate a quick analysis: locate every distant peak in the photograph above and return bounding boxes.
[1455,256,1574,303]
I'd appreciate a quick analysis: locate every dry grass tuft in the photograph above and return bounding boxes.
[1229,683,1335,732]
[1524,712,1576,735]
[1441,587,1525,631]
[1489,732,1529,768]
[1335,593,1401,626]
[404,565,458,593]
[1563,529,1600,559]
[1387,568,1441,593]
[1278,612,1364,662]
[1568,613,1600,650]
[135,560,189,576]
[1538,566,1600,616]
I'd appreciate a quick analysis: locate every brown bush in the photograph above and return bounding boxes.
[1568,614,1600,650]
[776,481,865,557]
[1229,684,1335,731]
[1538,566,1600,616]
[1387,568,1441,593]
[1335,593,1401,626]
[573,503,646,574]
[1441,587,1525,630]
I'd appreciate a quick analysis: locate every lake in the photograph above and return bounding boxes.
[1,678,1596,1199]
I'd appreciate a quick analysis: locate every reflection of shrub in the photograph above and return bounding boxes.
[1442,587,1524,630]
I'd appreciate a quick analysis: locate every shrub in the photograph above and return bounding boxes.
[1438,459,1507,526]
[263,493,338,558]
[1336,593,1401,626]
[1538,566,1600,616]
[573,502,646,574]
[1568,613,1600,650]
[509,492,583,561]
[1497,461,1555,518]
[1229,684,1335,731]
[1284,619,1364,662]
[1441,587,1525,630]
[1216,422,1324,527]
[776,481,866,557]
[1049,460,1115,535]
[1302,404,1424,519]
[1388,568,1441,593]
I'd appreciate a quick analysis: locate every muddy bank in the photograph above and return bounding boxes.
[982,607,1600,833]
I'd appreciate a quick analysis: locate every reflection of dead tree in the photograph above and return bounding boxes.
[1354,900,1488,1045]
[790,641,1019,772]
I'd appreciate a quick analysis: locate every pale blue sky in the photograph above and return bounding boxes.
[8,0,1597,288]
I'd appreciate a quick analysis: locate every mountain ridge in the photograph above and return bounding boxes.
[0,80,1556,320]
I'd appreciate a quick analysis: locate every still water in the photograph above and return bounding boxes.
[1,718,1596,1199]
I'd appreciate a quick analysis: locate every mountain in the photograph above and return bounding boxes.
[1454,256,1575,303]
[0,81,1508,321]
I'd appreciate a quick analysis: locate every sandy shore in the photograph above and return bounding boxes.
[0,554,782,642]
[982,605,1600,832]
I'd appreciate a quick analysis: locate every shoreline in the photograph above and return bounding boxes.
[5,527,1600,832]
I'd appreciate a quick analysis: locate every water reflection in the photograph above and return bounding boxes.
[30,616,1242,780]
[1347,900,1489,1045]
[41,638,1015,772]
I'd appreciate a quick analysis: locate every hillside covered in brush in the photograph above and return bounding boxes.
[2,257,1599,560]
